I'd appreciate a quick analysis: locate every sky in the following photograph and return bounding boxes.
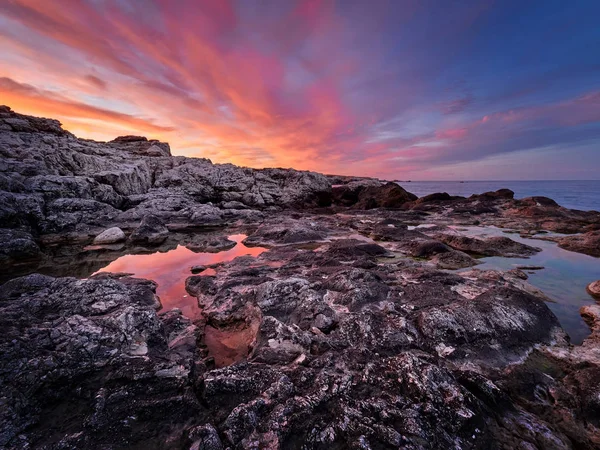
[1,0,599,180]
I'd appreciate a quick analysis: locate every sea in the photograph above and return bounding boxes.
[395,180,600,212]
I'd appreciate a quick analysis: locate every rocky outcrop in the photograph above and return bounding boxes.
[558,231,600,257]
[0,273,199,449]
[0,228,41,263]
[331,180,417,209]
[0,106,332,237]
[3,106,600,448]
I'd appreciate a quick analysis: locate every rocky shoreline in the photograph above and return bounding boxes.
[1,106,600,449]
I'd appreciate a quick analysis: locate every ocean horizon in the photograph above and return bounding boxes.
[396,180,600,212]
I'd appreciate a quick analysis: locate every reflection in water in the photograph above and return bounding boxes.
[95,234,266,319]
[453,226,600,344]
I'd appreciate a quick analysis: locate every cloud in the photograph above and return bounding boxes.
[0,0,598,179]
[0,77,174,134]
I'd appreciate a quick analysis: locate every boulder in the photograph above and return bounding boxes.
[93,227,126,245]
[332,181,417,209]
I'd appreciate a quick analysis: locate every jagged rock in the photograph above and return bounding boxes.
[3,106,600,448]
[129,215,168,245]
[93,226,126,244]
[0,107,333,235]
[0,274,199,449]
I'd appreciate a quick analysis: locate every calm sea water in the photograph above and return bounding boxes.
[396,181,600,211]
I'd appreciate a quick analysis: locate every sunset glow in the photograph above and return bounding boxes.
[1,0,599,179]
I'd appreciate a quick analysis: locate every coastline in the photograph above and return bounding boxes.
[2,106,600,449]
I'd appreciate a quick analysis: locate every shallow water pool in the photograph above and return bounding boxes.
[95,234,266,319]
[452,226,600,344]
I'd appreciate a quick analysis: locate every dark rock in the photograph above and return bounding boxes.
[325,239,390,259]
[129,215,169,245]
[406,239,450,258]
[430,249,480,269]
[417,287,564,366]
[191,265,207,274]
[473,188,515,200]
[332,181,417,209]
[436,233,541,257]
[0,228,41,263]
[186,235,237,253]
[0,274,199,449]
[519,196,560,207]
[243,218,328,246]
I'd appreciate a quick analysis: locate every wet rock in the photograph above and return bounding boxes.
[0,228,41,263]
[4,106,600,448]
[430,249,480,269]
[191,265,207,274]
[436,233,541,257]
[558,230,600,257]
[93,226,126,244]
[186,235,237,253]
[129,214,169,245]
[516,265,545,270]
[243,218,328,246]
[417,287,565,367]
[325,239,391,259]
[406,239,451,258]
[0,274,200,449]
[587,280,600,299]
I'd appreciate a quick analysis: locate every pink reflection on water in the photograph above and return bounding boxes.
[94,234,265,319]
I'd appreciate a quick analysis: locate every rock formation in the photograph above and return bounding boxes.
[1,106,600,449]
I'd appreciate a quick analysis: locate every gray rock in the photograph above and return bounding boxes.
[129,215,168,245]
[93,227,126,244]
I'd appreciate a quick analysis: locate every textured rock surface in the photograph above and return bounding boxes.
[558,231,600,257]
[331,180,417,209]
[0,106,331,237]
[587,280,600,299]
[129,215,169,245]
[2,107,600,449]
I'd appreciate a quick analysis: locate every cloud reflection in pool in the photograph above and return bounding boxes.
[94,234,266,319]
